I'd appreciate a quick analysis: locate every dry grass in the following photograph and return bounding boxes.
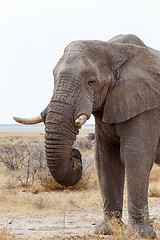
[0,227,17,240]
[149,165,160,197]
[150,165,160,182]
[149,182,160,197]
[0,187,102,215]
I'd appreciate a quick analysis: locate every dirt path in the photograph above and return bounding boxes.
[0,205,160,239]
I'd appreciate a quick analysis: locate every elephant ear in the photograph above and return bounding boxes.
[102,44,160,123]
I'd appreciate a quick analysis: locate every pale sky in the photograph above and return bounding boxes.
[1,0,160,124]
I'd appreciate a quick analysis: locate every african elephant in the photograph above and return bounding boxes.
[14,34,160,238]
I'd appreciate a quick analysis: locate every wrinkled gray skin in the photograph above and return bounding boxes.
[20,34,160,238]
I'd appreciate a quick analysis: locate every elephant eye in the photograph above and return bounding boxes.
[88,76,97,86]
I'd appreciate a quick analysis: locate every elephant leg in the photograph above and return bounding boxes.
[119,109,160,238]
[95,124,125,235]
[155,139,160,165]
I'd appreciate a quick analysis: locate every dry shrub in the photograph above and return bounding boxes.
[32,196,51,209]
[87,133,95,141]
[0,144,47,188]
[5,177,19,190]
[0,227,16,240]
[0,144,26,170]
[74,133,95,152]
[74,139,93,151]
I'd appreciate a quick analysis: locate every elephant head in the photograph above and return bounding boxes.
[14,35,160,186]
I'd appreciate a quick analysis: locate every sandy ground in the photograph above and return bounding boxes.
[0,210,102,239]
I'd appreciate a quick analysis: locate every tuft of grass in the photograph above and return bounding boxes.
[42,177,66,191]
[0,227,17,240]
[32,196,51,209]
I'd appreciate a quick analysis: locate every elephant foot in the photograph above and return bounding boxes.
[95,219,125,235]
[95,219,157,239]
[125,223,157,239]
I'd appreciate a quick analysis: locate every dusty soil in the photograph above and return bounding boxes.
[0,210,102,239]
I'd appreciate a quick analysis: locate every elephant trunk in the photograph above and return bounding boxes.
[45,102,83,186]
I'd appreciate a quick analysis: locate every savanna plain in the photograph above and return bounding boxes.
[0,126,159,240]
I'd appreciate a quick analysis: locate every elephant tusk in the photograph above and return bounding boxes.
[13,115,43,125]
[75,115,88,128]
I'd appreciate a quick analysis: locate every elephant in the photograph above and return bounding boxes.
[14,34,160,238]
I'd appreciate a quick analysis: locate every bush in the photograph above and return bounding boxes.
[0,144,47,187]
[74,139,93,151]
[87,133,95,141]
[0,145,26,170]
